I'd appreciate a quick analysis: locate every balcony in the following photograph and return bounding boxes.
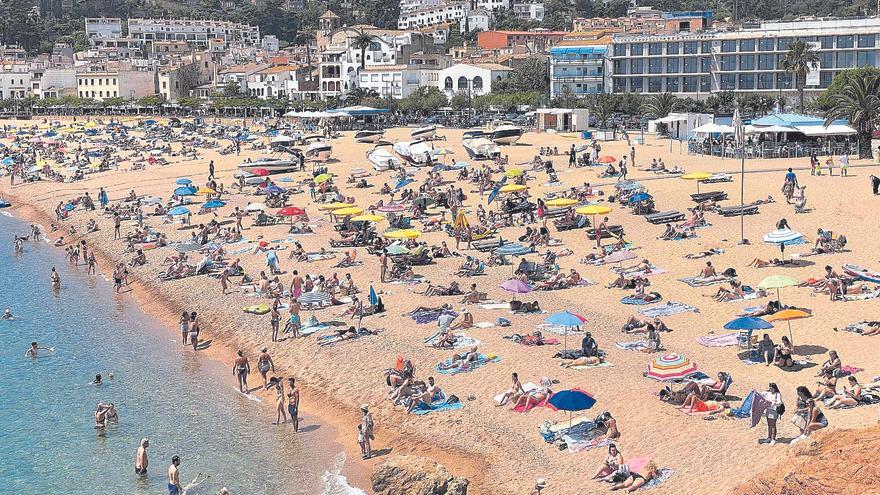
[552,73,603,81]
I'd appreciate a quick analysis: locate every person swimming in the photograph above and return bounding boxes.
[2,308,12,320]
[93,373,103,385]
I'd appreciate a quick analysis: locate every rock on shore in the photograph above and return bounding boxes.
[371,455,469,495]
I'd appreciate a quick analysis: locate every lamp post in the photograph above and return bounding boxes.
[733,105,748,245]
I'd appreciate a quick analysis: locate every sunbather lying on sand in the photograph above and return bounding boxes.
[559,355,605,368]
[705,280,745,302]
[684,248,723,259]
[438,346,480,370]
[621,316,669,334]
[512,385,551,410]
[606,273,648,290]
[419,281,461,297]
[680,395,729,414]
[747,257,787,268]
[610,460,661,492]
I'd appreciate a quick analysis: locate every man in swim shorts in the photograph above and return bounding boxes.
[135,438,149,475]
[167,456,181,495]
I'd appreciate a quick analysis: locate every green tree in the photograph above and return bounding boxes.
[449,92,470,110]
[813,67,880,112]
[589,94,615,129]
[494,57,548,94]
[641,93,678,118]
[782,40,820,114]
[351,29,377,70]
[398,86,447,114]
[823,73,880,159]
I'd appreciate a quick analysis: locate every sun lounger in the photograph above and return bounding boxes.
[691,191,728,203]
[718,204,759,217]
[472,238,504,252]
[586,225,624,240]
[701,173,733,183]
[645,210,685,224]
[553,215,589,231]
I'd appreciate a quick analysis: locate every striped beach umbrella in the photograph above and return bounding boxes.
[645,353,698,381]
[762,229,804,246]
[298,291,331,307]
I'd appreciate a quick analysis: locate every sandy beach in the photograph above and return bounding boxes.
[2,118,879,494]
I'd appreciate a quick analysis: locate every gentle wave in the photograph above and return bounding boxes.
[322,452,367,495]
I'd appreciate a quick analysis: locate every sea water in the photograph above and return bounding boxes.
[0,212,365,494]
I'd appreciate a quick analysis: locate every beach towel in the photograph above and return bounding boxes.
[621,293,662,305]
[569,361,614,370]
[616,341,651,351]
[473,321,496,329]
[842,289,880,302]
[540,419,601,445]
[306,253,336,262]
[299,323,327,337]
[841,321,874,334]
[638,301,699,317]
[410,399,464,415]
[513,393,551,412]
[435,353,499,375]
[840,365,865,375]
[479,302,511,310]
[317,329,378,346]
[730,390,755,419]
[411,308,457,324]
[424,333,480,349]
[679,276,730,287]
[566,437,611,453]
[696,333,740,347]
[750,391,771,428]
[228,246,254,255]
[640,468,674,490]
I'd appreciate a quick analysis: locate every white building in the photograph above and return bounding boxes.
[399,0,442,12]
[461,10,492,33]
[85,18,124,39]
[127,18,260,48]
[217,63,269,94]
[0,64,31,99]
[512,1,544,21]
[398,2,469,30]
[475,0,509,11]
[438,62,511,97]
[34,68,77,99]
[76,65,156,101]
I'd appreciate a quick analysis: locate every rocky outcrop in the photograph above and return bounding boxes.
[371,455,469,495]
[733,424,880,495]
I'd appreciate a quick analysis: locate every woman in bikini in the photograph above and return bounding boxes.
[179,311,190,346]
[496,372,525,407]
[511,385,550,411]
[257,347,275,389]
[592,443,624,480]
[827,376,862,409]
[269,377,287,425]
[610,460,661,492]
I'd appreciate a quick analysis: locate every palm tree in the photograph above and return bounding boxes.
[641,93,678,119]
[782,40,820,114]
[824,74,880,159]
[352,29,377,70]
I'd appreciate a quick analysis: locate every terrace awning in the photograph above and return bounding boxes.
[795,124,857,136]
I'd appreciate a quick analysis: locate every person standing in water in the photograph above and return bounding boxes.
[25,342,53,357]
[233,350,250,393]
[287,377,300,432]
[257,347,275,389]
[188,312,200,351]
[50,267,61,290]
[167,456,182,495]
[179,311,190,345]
[360,404,374,459]
[135,438,149,475]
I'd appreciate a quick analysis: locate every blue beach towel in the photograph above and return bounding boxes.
[435,354,499,375]
[410,399,464,415]
[730,390,755,419]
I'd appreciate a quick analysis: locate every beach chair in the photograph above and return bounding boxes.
[586,225,624,240]
[705,373,734,401]
[645,211,685,224]
[718,204,759,217]
[690,191,728,203]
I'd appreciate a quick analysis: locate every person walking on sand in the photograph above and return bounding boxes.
[287,377,300,432]
[113,213,121,240]
[379,249,388,283]
[839,153,849,176]
[135,438,149,475]
[208,160,215,181]
[179,311,190,346]
[189,312,200,351]
[167,456,182,495]
[360,404,374,459]
[257,347,275,389]
[98,187,108,209]
[233,350,250,393]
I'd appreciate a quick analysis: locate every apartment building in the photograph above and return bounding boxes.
[398,3,469,30]
[573,9,712,35]
[476,30,567,50]
[512,1,544,22]
[549,43,609,97]
[76,64,156,100]
[0,64,31,99]
[609,17,880,96]
[85,18,124,39]
[127,18,260,48]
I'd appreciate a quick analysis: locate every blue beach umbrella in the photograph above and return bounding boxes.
[262,184,286,195]
[547,389,597,428]
[395,178,414,190]
[175,178,192,185]
[628,192,652,203]
[369,285,379,306]
[202,200,226,209]
[545,311,586,327]
[487,186,501,204]
[174,186,196,196]
[723,316,774,331]
[168,206,190,216]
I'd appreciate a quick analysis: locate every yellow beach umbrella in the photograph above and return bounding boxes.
[314,173,332,184]
[351,214,384,222]
[500,183,527,193]
[318,202,352,210]
[505,169,523,178]
[545,197,578,208]
[765,309,810,344]
[575,204,612,216]
[332,206,363,216]
[681,171,712,193]
[196,187,216,195]
[383,229,421,239]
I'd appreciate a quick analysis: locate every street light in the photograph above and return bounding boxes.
[733,105,748,245]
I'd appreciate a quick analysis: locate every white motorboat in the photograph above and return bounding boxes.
[463,136,500,160]
[304,135,332,160]
[395,139,441,165]
[411,126,437,140]
[489,124,523,145]
[355,129,385,143]
[367,146,400,171]
[237,156,298,175]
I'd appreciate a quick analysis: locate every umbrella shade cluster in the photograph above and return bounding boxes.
[174,186,197,196]
[646,354,698,381]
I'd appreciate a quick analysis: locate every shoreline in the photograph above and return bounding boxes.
[0,185,487,494]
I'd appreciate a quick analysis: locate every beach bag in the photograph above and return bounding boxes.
[497,317,511,327]
[776,403,786,416]
[447,395,460,404]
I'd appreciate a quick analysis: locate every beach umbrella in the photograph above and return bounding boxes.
[332,206,363,217]
[597,156,616,164]
[278,206,306,217]
[504,169,523,178]
[385,244,410,255]
[175,178,192,185]
[575,205,612,240]
[319,202,352,210]
[487,185,501,204]
[500,278,531,301]
[545,197,578,208]
[628,192,652,204]
[757,274,799,304]
[351,214,384,223]
[545,311,587,350]
[262,185,286,195]
[383,229,421,240]
[298,291,331,307]
[547,389,597,428]
[681,172,712,193]
[413,196,436,209]
[395,178,415,190]
[724,316,774,331]
[765,309,810,344]
[244,202,266,212]
[603,250,636,264]
[646,353,698,381]
[616,181,643,191]
[494,243,531,256]
[378,203,405,213]
[369,285,379,306]
[252,168,270,177]
[762,229,804,261]
[500,184,527,193]
[168,206,190,216]
[173,186,196,196]
[314,173,332,184]
[202,200,226,210]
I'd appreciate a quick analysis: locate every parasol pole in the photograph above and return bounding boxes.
[788,320,793,346]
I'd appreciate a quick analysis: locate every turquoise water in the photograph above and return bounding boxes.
[0,213,364,494]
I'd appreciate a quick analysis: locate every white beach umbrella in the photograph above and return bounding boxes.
[244,202,266,212]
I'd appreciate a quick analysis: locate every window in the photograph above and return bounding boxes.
[630,43,643,56]
[819,71,834,88]
[613,59,627,74]
[740,54,755,70]
[738,73,755,89]
[837,51,854,68]
[777,37,793,51]
[666,58,680,73]
[720,55,736,71]
[700,57,711,72]
[648,43,662,55]
[699,76,711,92]
[614,44,626,56]
[649,58,662,74]
[838,35,854,48]
[630,59,644,74]
[720,74,736,90]
[857,51,876,66]
[759,38,774,51]
[701,41,712,53]
[758,54,774,70]
[683,41,698,54]
[666,42,679,54]
[472,76,483,90]
[613,78,626,92]
[776,73,792,89]
[369,41,381,51]
[444,76,453,90]
[859,35,876,48]
[682,76,697,92]
[757,73,774,89]
[647,77,662,92]
[666,76,680,92]
[739,39,755,52]
[721,40,736,52]
[819,36,834,49]
[457,76,467,90]
[819,51,833,68]
[630,77,644,92]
